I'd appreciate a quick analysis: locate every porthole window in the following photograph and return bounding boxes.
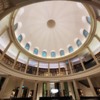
[68,46,74,53]
[34,48,38,55]
[83,29,89,37]
[51,51,56,57]
[42,51,47,57]
[60,50,64,56]
[25,43,30,50]
[17,34,23,42]
[76,39,82,47]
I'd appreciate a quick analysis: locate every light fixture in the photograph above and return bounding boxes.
[51,89,59,94]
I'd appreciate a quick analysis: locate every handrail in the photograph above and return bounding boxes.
[0,60,100,81]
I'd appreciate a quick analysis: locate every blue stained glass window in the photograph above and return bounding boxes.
[86,16,91,24]
[42,51,47,57]
[14,23,18,30]
[34,48,38,55]
[68,46,74,53]
[51,51,56,57]
[83,29,88,37]
[60,50,64,56]
[25,43,30,50]
[17,34,23,42]
[76,39,82,47]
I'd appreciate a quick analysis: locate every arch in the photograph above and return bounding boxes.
[68,46,74,53]
[42,51,47,57]
[51,51,56,57]
[25,43,30,50]
[17,34,23,42]
[83,29,89,37]
[86,16,91,24]
[76,39,82,47]
[60,50,64,56]
[34,48,38,55]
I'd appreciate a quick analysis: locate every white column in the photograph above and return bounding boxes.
[48,63,50,76]
[17,79,24,97]
[24,58,30,73]
[33,82,38,100]
[65,64,68,75]
[58,62,61,75]
[73,80,80,100]
[95,35,100,42]
[0,76,10,98]
[68,81,75,100]
[79,56,86,71]
[60,82,64,96]
[36,62,39,75]
[12,51,20,68]
[68,60,73,74]
[0,41,12,60]
[37,82,43,100]
[87,77,97,96]
[87,47,99,65]
[0,27,8,37]
[47,82,50,97]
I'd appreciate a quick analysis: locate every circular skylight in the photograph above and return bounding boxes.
[14,1,91,59]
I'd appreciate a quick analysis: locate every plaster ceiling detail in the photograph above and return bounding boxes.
[14,1,91,59]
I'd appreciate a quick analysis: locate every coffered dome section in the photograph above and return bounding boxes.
[13,1,92,59]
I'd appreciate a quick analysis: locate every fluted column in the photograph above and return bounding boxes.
[95,35,100,42]
[0,76,10,98]
[33,81,38,100]
[60,82,64,96]
[24,58,30,73]
[0,41,12,60]
[17,79,24,97]
[73,80,80,100]
[87,77,97,96]
[36,62,39,75]
[68,60,73,74]
[12,51,20,68]
[47,82,50,97]
[87,47,99,65]
[79,56,86,71]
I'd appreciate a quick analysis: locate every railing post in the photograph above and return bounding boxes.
[12,51,20,68]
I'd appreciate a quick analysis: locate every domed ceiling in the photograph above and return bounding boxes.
[14,1,91,59]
